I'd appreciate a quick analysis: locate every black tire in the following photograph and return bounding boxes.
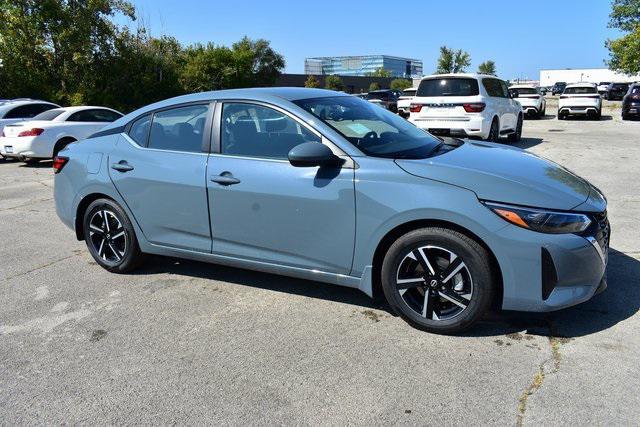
[594,110,602,121]
[381,228,496,334]
[558,111,566,120]
[83,198,142,273]
[486,117,499,142]
[508,115,523,142]
[53,137,76,158]
[622,113,629,121]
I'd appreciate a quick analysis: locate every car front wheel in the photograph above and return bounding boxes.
[83,198,142,273]
[381,228,496,334]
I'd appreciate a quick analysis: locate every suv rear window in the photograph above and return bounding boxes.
[417,78,479,97]
[564,87,597,94]
[510,88,538,95]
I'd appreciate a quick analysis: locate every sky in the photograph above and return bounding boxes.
[122,0,621,80]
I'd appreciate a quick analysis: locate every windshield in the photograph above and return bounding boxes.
[401,89,417,97]
[417,78,479,97]
[293,96,443,159]
[612,83,629,89]
[32,109,64,120]
[510,87,538,96]
[564,86,597,94]
[368,91,390,100]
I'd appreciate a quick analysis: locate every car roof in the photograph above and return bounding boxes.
[420,73,497,80]
[102,87,349,131]
[565,82,597,88]
[0,99,59,113]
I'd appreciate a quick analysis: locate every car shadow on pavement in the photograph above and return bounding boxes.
[471,248,640,338]
[135,256,382,310]
[19,160,52,168]
[512,137,544,150]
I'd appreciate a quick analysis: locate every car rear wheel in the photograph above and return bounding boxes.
[381,228,496,334]
[83,198,142,273]
[486,117,499,142]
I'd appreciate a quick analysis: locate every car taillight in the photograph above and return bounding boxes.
[463,103,485,113]
[410,104,422,113]
[52,156,69,174]
[17,128,44,137]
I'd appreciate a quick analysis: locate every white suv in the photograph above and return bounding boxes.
[509,85,546,119]
[409,73,523,142]
[397,87,417,118]
[558,83,602,120]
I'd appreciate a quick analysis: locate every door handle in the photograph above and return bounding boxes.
[111,161,134,172]
[210,172,240,186]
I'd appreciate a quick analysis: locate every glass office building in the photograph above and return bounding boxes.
[304,55,423,78]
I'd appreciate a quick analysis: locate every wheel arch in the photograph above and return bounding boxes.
[75,192,114,240]
[54,136,77,156]
[370,219,504,309]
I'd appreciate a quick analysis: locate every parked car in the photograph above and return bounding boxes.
[0,106,122,162]
[603,82,630,101]
[622,83,640,120]
[597,82,611,96]
[397,87,417,118]
[353,93,369,100]
[558,83,602,120]
[551,82,567,95]
[367,89,399,112]
[509,85,546,118]
[409,73,522,142]
[0,99,60,140]
[53,88,609,334]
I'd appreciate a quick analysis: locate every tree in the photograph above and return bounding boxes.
[304,75,321,88]
[180,42,235,93]
[368,67,391,77]
[606,0,640,75]
[0,0,136,103]
[325,75,344,91]
[477,60,497,76]
[227,36,285,87]
[369,82,381,92]
[436,46,471,74]
[390,78,412,91]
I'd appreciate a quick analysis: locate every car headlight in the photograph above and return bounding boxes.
[483,202,591,234]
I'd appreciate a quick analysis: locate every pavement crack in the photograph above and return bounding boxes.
[2,253,80,282]
[0,197,53,212]
[515,322,569,426]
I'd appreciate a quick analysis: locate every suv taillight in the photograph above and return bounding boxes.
[463,103,485,113]
[52,156,69,174]
[17,128,44,137]
[410,104,422,113]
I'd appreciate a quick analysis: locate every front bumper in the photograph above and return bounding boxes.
[409,115,489,139]
[492,212,609,312]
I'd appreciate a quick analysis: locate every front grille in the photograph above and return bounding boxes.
[592,210,610,254]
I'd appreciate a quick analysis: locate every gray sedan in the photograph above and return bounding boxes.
[53,88,609,334]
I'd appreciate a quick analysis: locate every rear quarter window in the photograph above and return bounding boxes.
[417,78,479,97]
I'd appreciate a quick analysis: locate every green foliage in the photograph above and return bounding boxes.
[304,75,321,88]
[477,60,497,76]
[0,1,285,112]
[606,0,640,74]
[436,46,471,74]
[325,75,344,91]
[609,0,640,31]
[390,79,412,91]
[369,82,381,92]
[368,67,392,77]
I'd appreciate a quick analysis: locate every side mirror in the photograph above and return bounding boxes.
[288,142,343,168]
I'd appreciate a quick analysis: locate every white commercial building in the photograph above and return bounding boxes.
[540,68,640,87]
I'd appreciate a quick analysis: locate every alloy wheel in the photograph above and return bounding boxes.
[88,209,127,264]
[395,245,473,321]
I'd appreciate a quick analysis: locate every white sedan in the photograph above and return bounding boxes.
[0,106,122,162]
[0,99,60,139]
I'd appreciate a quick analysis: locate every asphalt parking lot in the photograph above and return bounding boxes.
[1,99,638,425]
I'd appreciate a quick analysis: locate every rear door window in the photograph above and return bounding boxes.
[417,78,479,97]
[67,109,123,122]
[148,104,209,153]
[4,103,57,119]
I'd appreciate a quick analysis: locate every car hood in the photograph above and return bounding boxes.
[395,140,602,211]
